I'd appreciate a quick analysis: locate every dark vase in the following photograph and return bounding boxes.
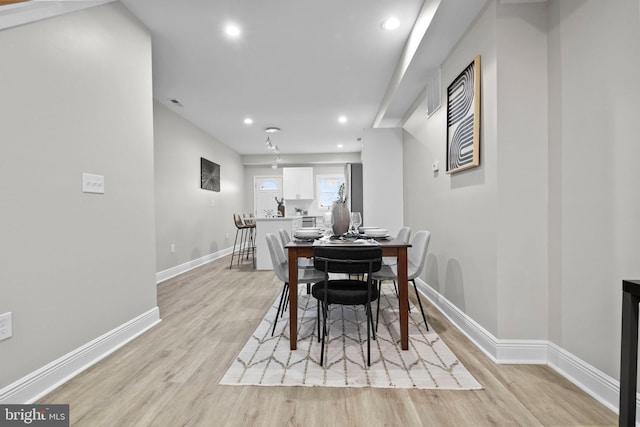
[331,203,350,235]
[277,205,285,217]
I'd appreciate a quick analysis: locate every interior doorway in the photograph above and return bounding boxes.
[254,176,283,218]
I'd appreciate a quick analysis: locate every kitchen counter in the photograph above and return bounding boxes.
[254,217,296,270]
[254,216,326,269]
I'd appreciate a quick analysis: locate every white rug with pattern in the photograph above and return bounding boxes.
[220,286,482,389]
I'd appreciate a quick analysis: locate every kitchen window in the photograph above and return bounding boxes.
[316,174,344,208]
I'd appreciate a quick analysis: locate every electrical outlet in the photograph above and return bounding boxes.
[170,243,175,253]
[0,312,12,341]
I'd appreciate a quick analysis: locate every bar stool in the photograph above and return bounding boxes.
[230,213,252,268]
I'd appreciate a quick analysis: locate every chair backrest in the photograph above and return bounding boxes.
[266,233,288,283]
[243,213,256,226]
[278,229,291,247]
[233,213,245,228]
[407,230,431,280]
[397,227,411,243]
[313,246,382,275]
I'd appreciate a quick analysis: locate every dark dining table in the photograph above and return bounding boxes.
[285,237,412,351]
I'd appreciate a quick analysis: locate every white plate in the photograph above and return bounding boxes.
[366,228,388,237]
[359,226,379,232]
[298,227,321,232]
[294,229,322,237]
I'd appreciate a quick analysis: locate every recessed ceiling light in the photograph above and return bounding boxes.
[265,127,280,133]
[337,144,344,148]
[381,17,400,31]
[244,118,253,125]
[225,24,241,38]
[338,115,347,124]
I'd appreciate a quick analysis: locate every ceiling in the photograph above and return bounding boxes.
[1,0,489,156]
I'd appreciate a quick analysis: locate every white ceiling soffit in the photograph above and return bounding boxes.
[0,0,114,31]
[376,0,489,128]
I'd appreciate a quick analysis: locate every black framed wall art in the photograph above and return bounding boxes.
[200,157,220,192]
[446,55,481,174]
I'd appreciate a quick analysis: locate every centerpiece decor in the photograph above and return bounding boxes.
[331,183,350,235]
[274,197,285,217]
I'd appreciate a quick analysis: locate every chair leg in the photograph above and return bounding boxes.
[366,303,372,366]
[320,302,328,366]
[283,286,289,314]
[411,279,429,331]
[375,280,381,333]
[245,227,254,260]
[368,303,376,341]
[316,302,321,343]
[237,227,246,265]
[272,282,289,337]
[229,228,240,269]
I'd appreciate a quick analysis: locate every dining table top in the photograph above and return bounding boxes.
[285,236,411,249]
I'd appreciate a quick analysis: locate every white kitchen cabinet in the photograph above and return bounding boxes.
[283,167,314,199]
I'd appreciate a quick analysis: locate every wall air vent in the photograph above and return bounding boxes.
[426,67,441,118]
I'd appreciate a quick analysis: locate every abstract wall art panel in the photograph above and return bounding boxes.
[446,55,481,174]
[200,157,220,192]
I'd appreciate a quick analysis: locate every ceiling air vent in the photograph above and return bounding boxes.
[169,99,183,107]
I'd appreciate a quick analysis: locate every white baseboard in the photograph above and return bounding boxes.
[415,278,638,420]
[0,307,160,404]
[156,247,233,283]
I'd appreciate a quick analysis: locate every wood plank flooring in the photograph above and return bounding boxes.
[39,255,617,426]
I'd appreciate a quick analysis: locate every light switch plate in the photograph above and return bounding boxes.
[83,173,105,194]
[0,312,12,341]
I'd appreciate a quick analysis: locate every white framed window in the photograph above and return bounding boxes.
[316,174,344,208]
[259,181,279,190]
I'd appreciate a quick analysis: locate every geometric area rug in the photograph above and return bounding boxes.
[220,285,482,390]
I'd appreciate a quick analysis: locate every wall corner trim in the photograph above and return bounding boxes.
[0,307,161,404]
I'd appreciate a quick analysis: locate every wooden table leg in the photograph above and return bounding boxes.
[397,247,409,350]
[288,247,299,350]
[620,281,639,426]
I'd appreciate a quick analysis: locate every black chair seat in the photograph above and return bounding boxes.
[311,279,379,306]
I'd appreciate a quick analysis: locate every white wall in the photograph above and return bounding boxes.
[0,3,158,389]
[362,128,404,235]
[154,101,245,273]
[547,0,640,377]
[495,2,548,339]
[403,1,500,334]
[403,0,640,382]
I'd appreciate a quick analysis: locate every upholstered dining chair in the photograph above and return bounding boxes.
[312,246,382,366]
[279,228,314,294]
[265,233,324,337]
[373,230,431,332]
[382,226,411,267]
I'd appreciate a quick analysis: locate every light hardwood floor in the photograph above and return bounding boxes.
[40,255,617,426]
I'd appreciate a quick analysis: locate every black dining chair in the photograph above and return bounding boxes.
[312,246,382,367]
